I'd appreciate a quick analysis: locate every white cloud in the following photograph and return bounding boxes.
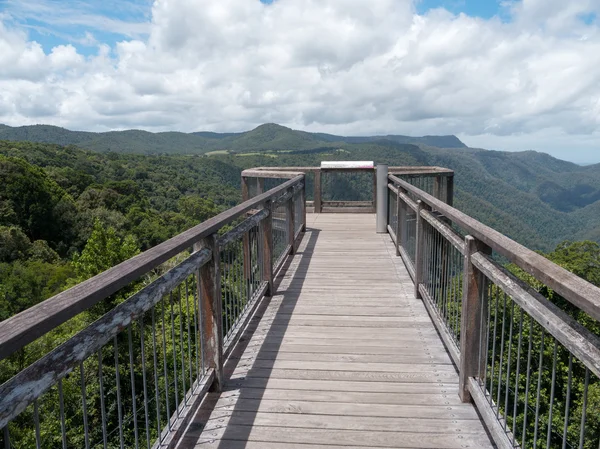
[0,0,599,161]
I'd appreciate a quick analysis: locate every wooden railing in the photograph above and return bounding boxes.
[243,166,453,213]
[388,174,600,449]
[0,175,305,448]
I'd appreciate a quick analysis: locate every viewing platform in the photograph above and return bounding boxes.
[0,165,598,449]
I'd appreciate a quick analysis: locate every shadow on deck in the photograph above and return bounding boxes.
[178,214,495,449]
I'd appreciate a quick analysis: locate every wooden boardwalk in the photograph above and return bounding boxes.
[182,214,494,449]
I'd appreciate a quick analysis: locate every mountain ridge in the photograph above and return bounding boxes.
[0,122,467,154]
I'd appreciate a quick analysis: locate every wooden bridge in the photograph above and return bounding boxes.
[0,166,599,449]
[183,213,494,448]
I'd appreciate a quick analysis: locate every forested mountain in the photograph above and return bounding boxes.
[0,123,466,154]
[1,122,599,253]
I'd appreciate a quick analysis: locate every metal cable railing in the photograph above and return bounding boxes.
[388,173,600,449]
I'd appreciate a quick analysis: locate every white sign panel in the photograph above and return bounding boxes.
[321,161,374,169]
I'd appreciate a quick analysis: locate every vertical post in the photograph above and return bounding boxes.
[433,175,442,200]
[241,176,250,201]
[372,169,377,213]
[414,200,425,299]
[376,164,389,233]
[261,200,274,296]
[459,235,490,402]
[314,169,322,213]
[256,178,264,195]
[287,189,295,254]
[398,187,407,249]
[446,174,454,206]
[196,234,223,391]
[242,177,251,279]
[301,176,307,232]
[395,187,401,256]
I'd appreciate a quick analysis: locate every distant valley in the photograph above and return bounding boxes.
[1,122,599,252]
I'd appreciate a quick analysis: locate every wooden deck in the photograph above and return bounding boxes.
[181,214,494,449]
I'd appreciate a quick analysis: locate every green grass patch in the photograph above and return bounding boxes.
[236,152,279,158]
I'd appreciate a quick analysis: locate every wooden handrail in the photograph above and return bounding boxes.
[0,175,304,360]
[388,174,600,324]
[243,166,454,175]
[0,247,213,429]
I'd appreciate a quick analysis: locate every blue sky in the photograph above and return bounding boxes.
[2,0,507,55]
[0,0,152,55]
[416,0,503,18]
[0,0,599,164]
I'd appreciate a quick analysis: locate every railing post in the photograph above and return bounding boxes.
[459,235,490,402]
[376,164,389,233]
[301,177,307,231]
[287,189,295,254]
[398,186,407,250]
[314,169,322,213]
[242,177,251,279]
[241,176,250,201]
[446,174,454,206]
[196,234,223,391]
[261,200,274,295]
[433,175,441,200]
[372,169,377,213]
[414,200,425,299]
[395,187,401,256]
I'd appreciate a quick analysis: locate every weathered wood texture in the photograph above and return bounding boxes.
[182,213,493,449]
[313,169,322,213]
[199,235,224,391]
[261,200,274,296]
[458,236,490,402]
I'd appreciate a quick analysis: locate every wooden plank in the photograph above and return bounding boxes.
[195,425,493,448]
[242,342,452,356]
[226,378,458,394]
[207,398,479,420]
[218,208,268,248]
[204,410,487,434]
[228,368,460,383]
[218,387,464,406]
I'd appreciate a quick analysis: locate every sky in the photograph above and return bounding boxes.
[0,0,599,164]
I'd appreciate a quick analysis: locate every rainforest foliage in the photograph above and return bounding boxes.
[0,137,599,448]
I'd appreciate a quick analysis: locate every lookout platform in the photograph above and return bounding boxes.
[182,214,494,448]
